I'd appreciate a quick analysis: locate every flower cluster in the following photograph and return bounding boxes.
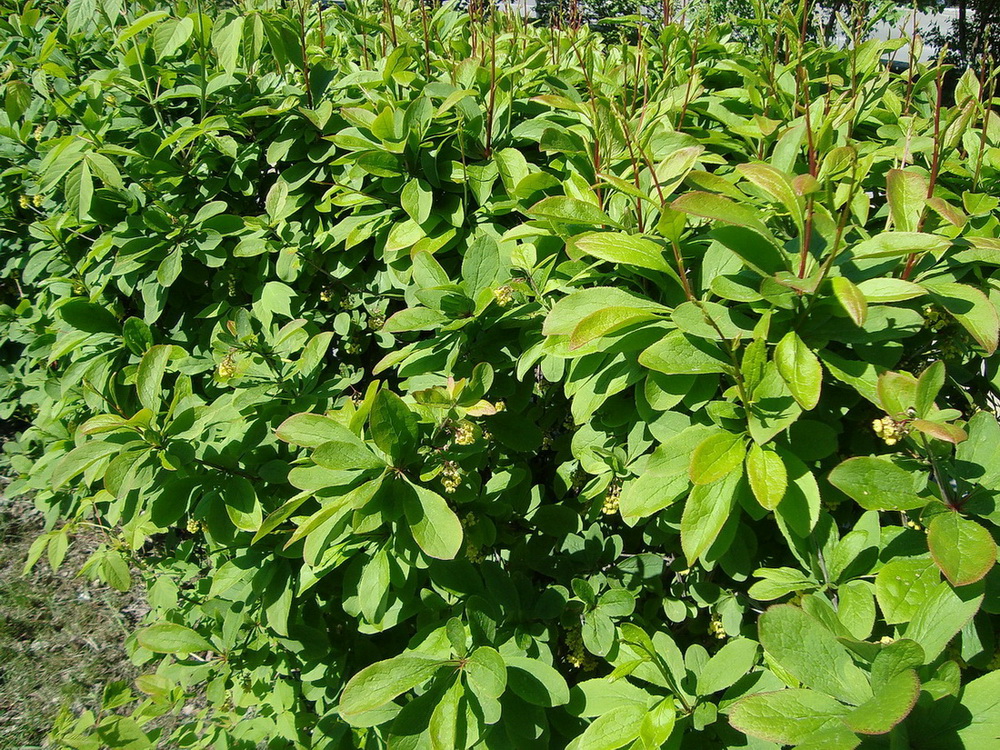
[708,615,726,640]
[564,623,597,671]
[601,481,620,515]
[872,415,909,446]
[988,649,1000,671]
[452,421,475,446]
[461,513,484,562]
[440,461,461,493]
[367,311,385,330]
[217,353,237,379]
[923,304,950,332]
[493,285,514,307]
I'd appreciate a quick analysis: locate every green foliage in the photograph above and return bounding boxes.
[2,0,1000,748]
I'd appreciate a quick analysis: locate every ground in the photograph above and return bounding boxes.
[0,494,145,750]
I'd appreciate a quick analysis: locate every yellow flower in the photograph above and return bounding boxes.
[440,461,461,493]
[601,481,621,516]
[493,285,514,307]
[453,421,475,446]
[872,415,907,446]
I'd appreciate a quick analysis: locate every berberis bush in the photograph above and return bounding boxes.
[1,0,999,747]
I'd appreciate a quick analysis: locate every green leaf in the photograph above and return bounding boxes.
[223,477,262,532]
[570,232,679,281]
[136,344,172,414]
[736,163,803,233]
[211,15,244,75]
[830,277,867,326]
[313,440,386,471]
[59,299,120,334]
[774,332,822,410]
[338,654,445,722]
[115,11,170,46]
[67,0,96,35]
[544,287,663,336]
[748,362,802,444]
[526,196,615,227]
[639,331,729,375]
[927,512,997,586]
[505,656,569,707]
[276,413,360,448]
[827,457,926,511]
[583,610,615,656]
[576,702,645,750]
[886,169,928,233]
[52,441,121,490]
[681,470,742,565]
[402,178,433,224]
[253,493,311,543]
[856,277,926,303]
[265,180,290,223]
[875,557,941,625]
[746,444,787,510]
[369,390,420,467]
[403,480,463,560]
[122,317,153,356]
[954,671,1000,744]
[569,307,661,349]
[914,361,945,418]
[155,16,194,60]
[870,640,924,693]
[924,281,1000,354]
[697,637,759,695]
[748,567,819,601]
[851,232,949,259]
[689,430,745,485]
[619,427,710,521]
[904,581,984,661]
[729,689,851,745]
[137,622,212,655]
[429,678,462,749]
[671,191,772,236]
[384,307,449,333]
[461,234,501,298]
[758,605,872,704]
[638,699,676,749]
[466,647,506,702]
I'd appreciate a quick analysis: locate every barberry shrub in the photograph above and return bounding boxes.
[1,0,999,747]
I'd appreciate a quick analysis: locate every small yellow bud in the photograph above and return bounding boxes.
[18,195,29,208]
[601,481,621,516]
[32,193,43,206]
[453,421,475,446]
[493,285,514,307]
[217,353,237,379]
[709,616,727,639]
[440,461,461,493]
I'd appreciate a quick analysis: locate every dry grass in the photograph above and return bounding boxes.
[0,494,146,749]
